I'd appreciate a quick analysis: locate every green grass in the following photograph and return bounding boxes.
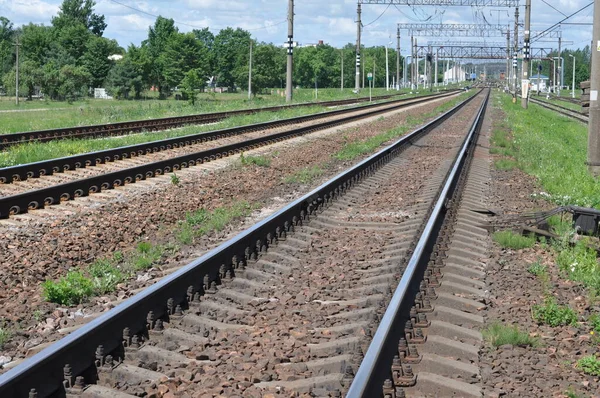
[494,158,518,171]
[527,260,547,276]
[555,239,600,293]
[498,92,600,207]
[88,258,125,294]
[0,87,408,133]
[492,230,536,250]
[284,165,325,184]
[588,314,600,334]
[176,201,255,245]
[131,242,164,271]
[0,326,11,349]
[42,271,95,306]
[532,297,578,327]
[482,322,539,347]
[240,153,271,167]
[577,355,600,376]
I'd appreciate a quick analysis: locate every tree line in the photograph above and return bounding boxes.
[0,0,405,102]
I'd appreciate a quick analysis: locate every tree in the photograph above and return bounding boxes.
[213,27,252,89]
[162,32,209,91]
[181,69,203,104]
[52,0,106,36]
[106,56,142,99]
[249,43,285,95]
[144,16,178,97]
[0,17,14,76]
[82,36,121,88]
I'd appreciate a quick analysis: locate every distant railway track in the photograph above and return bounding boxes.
[0,93,410,149]
[0,89,488,398]
[529,97,588,123]
[0,90,465,218]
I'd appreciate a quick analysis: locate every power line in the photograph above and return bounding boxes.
[107,0,286,32]
[363,3,392,27]
[540,0,566,18]
[530,2,593,43]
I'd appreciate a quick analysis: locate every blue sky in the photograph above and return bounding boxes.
[0,0,594,55]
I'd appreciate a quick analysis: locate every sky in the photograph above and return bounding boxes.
[0,0,594,55]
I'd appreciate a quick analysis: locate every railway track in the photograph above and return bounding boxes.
[0,89,490,397]
[0,90,463,218]
[529,97,588,123]
[0,93,408,149]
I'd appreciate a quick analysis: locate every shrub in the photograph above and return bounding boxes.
[42,271,94,305]
[532,298,578,327]
[577,355,600,376]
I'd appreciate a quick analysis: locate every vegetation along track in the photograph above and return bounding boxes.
[0,89,489,397]
[0,93,408,149]
[529,97,588,123]
[0,90,463,218]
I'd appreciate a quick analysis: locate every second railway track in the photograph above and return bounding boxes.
[0,90,464,218]
[0,89,490,397]
[528,97,588,123]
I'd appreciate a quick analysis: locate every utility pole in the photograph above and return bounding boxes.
[411,34,415,89]
[248,41,253,100]
[506,26,510,90]
[341,49,344,91]
[557,36,562,96]
[385,42,390,91]
[435,48,438,88]
[355,2,362,92]
[513,7,519,98]
[15,37,20,106]
[415,38,419,90]
[521,0,531,109]
[396,26,401,90]
[587,0,600,175]
[286,0,294,103]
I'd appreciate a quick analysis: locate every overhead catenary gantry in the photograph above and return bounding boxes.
[354,0,518,91]
[415,45,553,59]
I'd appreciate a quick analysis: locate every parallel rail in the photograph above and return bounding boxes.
[529,97,588,123]
[0,91,458,184]
[347,90,489,397]
[0,91,482,398]
[0,94,408,149]
[0,91,464,218]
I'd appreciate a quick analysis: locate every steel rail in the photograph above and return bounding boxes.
[0,91,467,218]
[0,91,459,184]
[529,97,588,123]
[0,93,408,149]
[0,91,482,398]
[346,90,489,397]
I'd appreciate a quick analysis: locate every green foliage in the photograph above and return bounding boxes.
[532,297,578,327]
[556,239,600,292]
[527,260,547,276]
[33,310,44,322]
[284,166,325,184]
[176,202,254,244]
[498,93,600,207]
[492,230,536,250]
[42,271,95,305]
[240,153,271,167]
[494,158,518,171]
[577,355,600,376]
[589,314,600,334]
[0,326,11,349]
[88,259,124,294]
[131,242,163,270]
[482,322,539,347]
[170,173,180,186]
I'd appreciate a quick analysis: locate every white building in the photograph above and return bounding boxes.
[530,74,549,92]
[444,65,466,83]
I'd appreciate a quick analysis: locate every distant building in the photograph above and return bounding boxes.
[444,65,466,83]
[530,74,549,92]
[94,88,113,99]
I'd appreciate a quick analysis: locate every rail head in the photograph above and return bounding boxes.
[0,90,479,398]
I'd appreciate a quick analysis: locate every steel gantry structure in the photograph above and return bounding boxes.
[415,45,553,59]
[354,0,518,91]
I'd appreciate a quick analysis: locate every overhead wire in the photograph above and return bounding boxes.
[530,1,593,44]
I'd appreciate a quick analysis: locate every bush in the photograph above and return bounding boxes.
[42,271,94,305]
[88,259,125,294]
[493,230,536,250]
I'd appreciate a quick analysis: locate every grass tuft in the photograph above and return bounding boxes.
[284,165,325,184]
[492,230,536,250]
[532,297,578,327]
[527,260,547,276]
[482,322,539,347]
[0,327,11,349]
[494,158,518,171]
[577,355,600,376]
[240,153,271,167]
[42,271,95,306]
